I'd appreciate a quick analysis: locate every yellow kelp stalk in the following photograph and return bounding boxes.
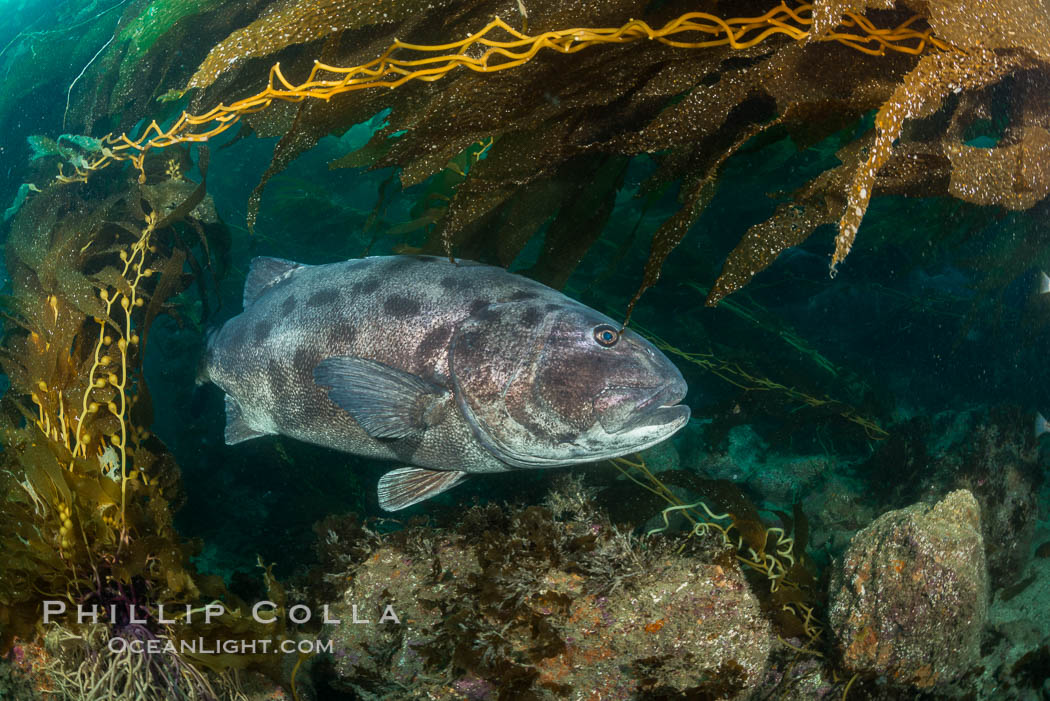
[73,211,158,534]
[57,2,953,186]
[23,211,161,541]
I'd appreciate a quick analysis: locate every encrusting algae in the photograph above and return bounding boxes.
[318,477,774,700]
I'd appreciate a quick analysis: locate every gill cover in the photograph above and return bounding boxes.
[449,304,570,468]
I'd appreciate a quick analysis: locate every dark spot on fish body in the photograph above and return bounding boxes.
[411,254,441,263]
[351,277,381,295]
[388,432,425,462]
[292,347,320,377]
[453,328,486,360]
[467,299,489,315]
[440,275,472,291]
[508,290,538,301]
[289,346,330,424]
[324,321,357,349]
[417,324,453,363]
[281,295,297,314]
[266,358,284,391]
[254,319,273,343]
[520,306,541,327]
[384,295,422,318]
[385,257,416,273]
[544,303,564,312]
[307,288,340,308]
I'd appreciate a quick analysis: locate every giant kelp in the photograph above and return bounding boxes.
[0,149,294,694]
[19,0,1046,317]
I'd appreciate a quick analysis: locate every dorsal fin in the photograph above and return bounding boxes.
[244,256,305,307]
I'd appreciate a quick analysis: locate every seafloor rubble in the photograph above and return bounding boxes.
[0,401,1046,699]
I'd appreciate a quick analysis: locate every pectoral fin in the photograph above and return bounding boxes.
[378,467,467,511]
[314,356,447,439]
[224,395,270,445]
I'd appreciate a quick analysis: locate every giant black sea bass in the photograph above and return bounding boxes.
[202,256,690,510]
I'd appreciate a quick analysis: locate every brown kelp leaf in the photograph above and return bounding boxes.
[477,179,561,266]
[945,126,1050,209]
[141,248,189,352]
[625,182,714,323]
[111,0,228,99]
[328,132,398,170]
[522,155,629,289]
[615,45,760,153]
[435,123,571,254]
[187,0,457,91]
[870,142,952,196]
[920,0,1050,60]
[635,111,792,318]
[808,0,895,40]
[834,47,1030,270]
[709,202,829,306]
[706,134,863,305]
[244,26,421,230]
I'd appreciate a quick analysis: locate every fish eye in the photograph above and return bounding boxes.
[592,324,620,347]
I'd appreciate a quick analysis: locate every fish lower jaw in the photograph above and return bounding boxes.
[572,408,691,464]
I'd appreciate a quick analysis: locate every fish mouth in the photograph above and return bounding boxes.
[595,379,689,435]
[635,380,687,413]
[623,380,690,432]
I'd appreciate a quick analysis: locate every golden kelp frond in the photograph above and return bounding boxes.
[827,0,1050,269]
[708,137,869,304]
[946,126,1050,209]
[187,0,461,92]
[712,8,1047,302]
[58,3,949,184]
[41,0,1049,310]
[109,0,228,103]
[920,0,1050,60]
[833,47,1031,270]
[57,1,265,139]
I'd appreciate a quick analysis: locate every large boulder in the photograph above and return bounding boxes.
[829,489,988,688]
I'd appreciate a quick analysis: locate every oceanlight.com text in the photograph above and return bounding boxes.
[107,636,335,656]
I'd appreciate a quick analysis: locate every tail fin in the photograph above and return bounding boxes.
[1039,272,1050,295]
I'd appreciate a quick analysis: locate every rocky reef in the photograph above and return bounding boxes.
[828,489,988,688]
[319,478,771,700]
